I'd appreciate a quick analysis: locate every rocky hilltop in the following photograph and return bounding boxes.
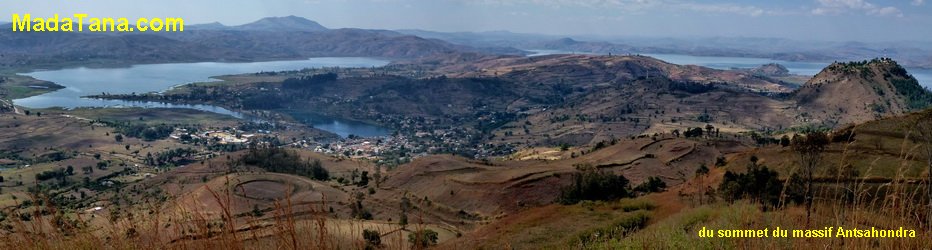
[748,63,790,77]
[795,58,932,125]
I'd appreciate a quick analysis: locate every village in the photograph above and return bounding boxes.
[162,121,516,167]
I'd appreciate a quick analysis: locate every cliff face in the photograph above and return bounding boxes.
[794,58,932,126]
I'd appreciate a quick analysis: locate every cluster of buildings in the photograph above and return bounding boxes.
[169,128,256,144]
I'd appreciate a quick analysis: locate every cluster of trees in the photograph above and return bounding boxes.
[891,78,932,111]
[718,156,802,208]
[558,164,670,205]
[346,169,370,186]
[683,127,705,138]
[679,124,721,138]
[111,123,175,141]
[559,168,632,205]
[144,148,197,167]
[241,93,284,110]
[350,198,373,220]
[35,167,74,182]
[35,151,70,163]
[281,72,338,89]
[717,131,829,222]
[237,147,329,181]
[664,80,717,94]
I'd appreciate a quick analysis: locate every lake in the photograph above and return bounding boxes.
[527,49,932,89]
[286,111,391,138]
[12,57,393,137]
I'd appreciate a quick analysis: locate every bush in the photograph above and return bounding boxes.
[634,176,667,193]
[616,199,657,212]
[363,229,381,248]
[575,211,650,245]
[408,229,439,248]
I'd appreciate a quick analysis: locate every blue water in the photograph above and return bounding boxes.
[12,57,392,137]
[286,111,390,138]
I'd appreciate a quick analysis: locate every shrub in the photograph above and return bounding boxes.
[634,176,667,193]
[363,229,381,248]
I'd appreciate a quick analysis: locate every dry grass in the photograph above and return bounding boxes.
[0,173,431,250]
[588,120,932,249]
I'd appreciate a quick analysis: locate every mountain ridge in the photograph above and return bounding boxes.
[0,17,520,70]
[188,16,328,32]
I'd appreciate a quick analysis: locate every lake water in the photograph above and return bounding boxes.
[527,49,932,89]
[286,111,391,138]
[12,57,392,137]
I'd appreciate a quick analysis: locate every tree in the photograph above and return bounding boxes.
[66,165,74,175]
[408,229,439,248]
[358,171,369,186]
[115,134,123,143]
[695,163,711,204]
[715,156,727,167]
[780,135,790,147]
[784,173,806,205]
[399,195,411,228]
[791,131,829,225]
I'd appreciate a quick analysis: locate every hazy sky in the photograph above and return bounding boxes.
[3,0,930,42]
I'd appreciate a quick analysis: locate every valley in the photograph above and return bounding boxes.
[0,13,931,250]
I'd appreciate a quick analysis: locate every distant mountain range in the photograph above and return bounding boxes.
[187,15,328,32]
[3,16,931,71]
[396,29,932,69]
[0,16,521,70]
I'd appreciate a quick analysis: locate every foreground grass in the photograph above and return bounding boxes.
[589,201,931,249]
